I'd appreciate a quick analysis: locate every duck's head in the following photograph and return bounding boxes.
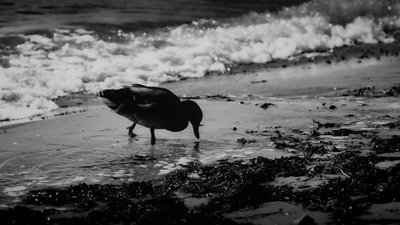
[181,100,203,139]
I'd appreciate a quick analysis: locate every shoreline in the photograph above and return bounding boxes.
[1,44,400,224]
[2,41,400,128]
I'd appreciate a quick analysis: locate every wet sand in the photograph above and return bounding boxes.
[1,48,400,224]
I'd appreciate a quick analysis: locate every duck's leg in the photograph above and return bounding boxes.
[150,127,156,145]
[127,123,137,138]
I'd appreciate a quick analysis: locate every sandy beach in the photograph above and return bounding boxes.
[1,42,400,224]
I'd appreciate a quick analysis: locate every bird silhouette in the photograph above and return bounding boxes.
[98,84,203,145]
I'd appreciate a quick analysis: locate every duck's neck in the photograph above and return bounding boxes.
[176,104,193,131]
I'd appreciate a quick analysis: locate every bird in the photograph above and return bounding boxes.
[98,84,203,145]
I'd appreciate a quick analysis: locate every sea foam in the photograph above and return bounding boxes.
[0,0,399,121]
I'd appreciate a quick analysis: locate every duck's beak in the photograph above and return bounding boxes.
[193,124,200,139]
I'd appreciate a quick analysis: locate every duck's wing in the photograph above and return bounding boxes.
[99,84,180,109]
[127,84,181,105]
[99,87,137,109]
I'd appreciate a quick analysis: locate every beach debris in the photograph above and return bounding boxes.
[292,128,304,134]
[259,102,277,110]
[329,105,337,110]
[182,94,236,101]
[339,167,351,178]
[132,155,156,161]
[292,214,315,225]
[250,80,267,84]
[236,138,256,144]
[321,102,337,110]
[383,120,400,129]
[382,85,400,96]
[232,127,237,131]
[245,129,269,136]
[324,128,366,136]
[371,135,400,154]
[3,142,400,224]
[312,119,340,129]
[271,135,301,150]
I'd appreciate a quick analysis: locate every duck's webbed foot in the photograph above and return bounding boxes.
[127,123,137,138]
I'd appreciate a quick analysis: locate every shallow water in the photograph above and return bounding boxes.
[0,138,291,204]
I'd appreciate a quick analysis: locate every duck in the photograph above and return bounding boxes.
[98,84,203,145]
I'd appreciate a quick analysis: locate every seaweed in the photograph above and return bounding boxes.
[325,129,367,136]
[313,119,341,129]
[245,129,269,136]
[236,138,256,144]
[3,144,400,224]
[344,84,400,98]
[181,94,236,101]
[382,120,400,129]
[371,135,400,154]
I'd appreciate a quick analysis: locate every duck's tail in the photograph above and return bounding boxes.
[98,88,133,110]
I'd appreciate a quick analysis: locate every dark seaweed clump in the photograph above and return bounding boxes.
[270,130,331,156]
[1,156,307,225]
[344,84,400,97]
[181,94,235,101]
[236,137,256,144]
[304,152,400,224]
[371,135,400,154]
[3,136,400,225]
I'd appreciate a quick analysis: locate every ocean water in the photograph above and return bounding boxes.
[0,0,400,121]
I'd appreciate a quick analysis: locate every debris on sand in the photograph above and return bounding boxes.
[312,119,340,129]
[236,138,256,144]
[259,103,277,110]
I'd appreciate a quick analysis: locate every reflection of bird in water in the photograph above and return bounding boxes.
[98,84,203,145]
